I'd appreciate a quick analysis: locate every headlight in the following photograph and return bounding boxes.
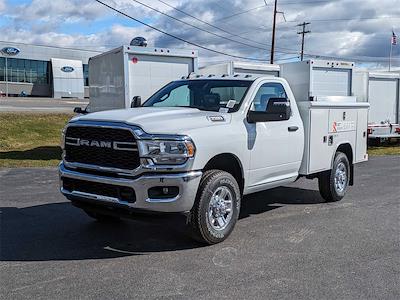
[138,139,195,165]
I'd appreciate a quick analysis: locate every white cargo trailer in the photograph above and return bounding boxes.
[280,59,356,102]
[88,46,198,112]
[199,61,280,77]
[367,72,399,124]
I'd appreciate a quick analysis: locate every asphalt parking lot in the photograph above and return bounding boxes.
[1,155,399,299]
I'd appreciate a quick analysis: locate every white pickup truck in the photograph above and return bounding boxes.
[60,75,369,244]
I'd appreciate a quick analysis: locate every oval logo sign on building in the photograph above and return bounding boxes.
[1,47,20,56]
[61,66,74,73]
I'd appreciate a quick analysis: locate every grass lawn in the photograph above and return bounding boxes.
[368,145,400,156]
[0,113,73,167]
[0,112,399,168]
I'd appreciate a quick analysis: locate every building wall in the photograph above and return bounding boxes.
[0,82,51,97]
[51,58,85,99]
[0,41,101,98]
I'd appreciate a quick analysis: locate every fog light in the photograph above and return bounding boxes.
[148,186,179,199]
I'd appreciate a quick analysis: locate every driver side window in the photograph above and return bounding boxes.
[251,83,288,112]
[153,85,191,107]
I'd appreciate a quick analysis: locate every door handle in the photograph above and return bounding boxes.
[288,126,299,132]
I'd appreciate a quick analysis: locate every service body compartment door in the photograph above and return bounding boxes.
[328,109,357,134]
[308,109,332,173]
[356,109,368,163]
[311,67,351,97]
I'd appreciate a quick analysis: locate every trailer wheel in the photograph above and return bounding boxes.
[318,152,350,202]
[188,170,241,244]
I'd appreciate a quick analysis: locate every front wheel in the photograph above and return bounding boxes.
[318,151,350,202]
[188,170,241,244]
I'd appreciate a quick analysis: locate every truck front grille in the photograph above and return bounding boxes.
[62,177,136,203]
[64,126,140,171]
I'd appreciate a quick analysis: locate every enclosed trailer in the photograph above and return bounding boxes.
[199,61,280,77]
[367,72,399,124]
[280,59,356,102]
[366,72,400,141]
[89,46,198,112]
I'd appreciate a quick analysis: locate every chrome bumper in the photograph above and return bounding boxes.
[59,163,202,213]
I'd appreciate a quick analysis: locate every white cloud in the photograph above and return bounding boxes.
[1,0,399,67]
[0,0,6,12]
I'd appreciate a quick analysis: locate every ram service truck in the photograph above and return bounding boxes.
[59,75,369,244]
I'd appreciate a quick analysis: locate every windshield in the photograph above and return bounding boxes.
[143,79,252,112]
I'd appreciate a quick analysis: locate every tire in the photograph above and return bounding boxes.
[318,151,350,202]
[189,170,241,244]
[84,210,120,222]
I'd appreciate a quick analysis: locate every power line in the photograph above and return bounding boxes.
[215,5,267,21]
[155,0,306,53]
[286,16,400,23]
[154,0,274,49]
[94,0,269,61]
[129,0,272,52]
[214,1,334,22]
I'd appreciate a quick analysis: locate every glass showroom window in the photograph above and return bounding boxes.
[4,58,49,84]
[83,64,89,86]
[0,57,5,81]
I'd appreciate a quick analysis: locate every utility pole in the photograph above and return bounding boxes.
[297,22,311,61]
[270,0,285,64]
[270,0,278,64]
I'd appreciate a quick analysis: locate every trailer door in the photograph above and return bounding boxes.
[312,67,351,97]
[128,54,193,103]
[368,78,398,123]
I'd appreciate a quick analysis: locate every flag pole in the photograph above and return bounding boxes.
[389,41,392,72]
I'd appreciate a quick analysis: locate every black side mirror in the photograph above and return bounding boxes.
[73,107,87,114]
[131,96,142,108]
[247,98,291,123]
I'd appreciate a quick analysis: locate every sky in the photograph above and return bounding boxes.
[0,0,399,68]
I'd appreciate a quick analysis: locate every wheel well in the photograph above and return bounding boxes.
[203,153,244,194]
[336,143,354,186]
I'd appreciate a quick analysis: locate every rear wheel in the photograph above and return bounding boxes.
[84,210,120,222]
[318,151,350,202]
[189,170,241,244]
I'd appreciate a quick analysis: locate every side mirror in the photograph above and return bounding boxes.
[247,98,291,123]
[73,107,86,114]
[131,96,142,108]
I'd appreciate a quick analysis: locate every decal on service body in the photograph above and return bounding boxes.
[332,121,355,133]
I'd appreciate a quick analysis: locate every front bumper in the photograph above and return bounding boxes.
[59,163,202,213]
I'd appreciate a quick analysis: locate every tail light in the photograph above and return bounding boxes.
[367,128,372,135]
[395,127,400,134]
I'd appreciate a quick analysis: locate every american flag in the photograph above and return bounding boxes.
[392,30,397,45]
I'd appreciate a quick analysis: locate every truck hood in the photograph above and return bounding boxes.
[74,107,231,135]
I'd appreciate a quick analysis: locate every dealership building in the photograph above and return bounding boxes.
[0,41,102,99]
